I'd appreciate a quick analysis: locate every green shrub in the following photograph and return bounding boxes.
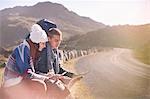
[0,62,6,68]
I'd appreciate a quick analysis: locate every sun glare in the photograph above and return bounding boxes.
[0,0,150,25]
[55,0,150,25]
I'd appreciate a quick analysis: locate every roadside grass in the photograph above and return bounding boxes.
[133,42,150,65]
[0,68,4,86]
[64,59,94,99]
[133,48,150,65]
[70,81,94,99]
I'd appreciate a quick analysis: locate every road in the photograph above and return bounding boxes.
[75,48,150,99]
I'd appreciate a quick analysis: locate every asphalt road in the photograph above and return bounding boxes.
[75,48,150,99]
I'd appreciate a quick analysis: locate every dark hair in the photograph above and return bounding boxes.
[47,28,62,38]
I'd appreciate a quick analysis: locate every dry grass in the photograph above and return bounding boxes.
[64,59,94,99]
[70,81,94,99]
[0,68,4,86]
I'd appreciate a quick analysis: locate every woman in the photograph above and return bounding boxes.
[2,24,49,87]
[0,24,50,99]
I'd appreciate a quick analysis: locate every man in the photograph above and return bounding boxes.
[35,19,75,78]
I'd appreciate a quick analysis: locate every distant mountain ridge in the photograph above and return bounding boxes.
[65,24,150,49]
[0,1,105,47]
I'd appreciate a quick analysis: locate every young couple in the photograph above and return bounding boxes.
[1,19,82,99]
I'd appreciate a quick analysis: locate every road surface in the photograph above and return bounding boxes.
[75,48,150,99]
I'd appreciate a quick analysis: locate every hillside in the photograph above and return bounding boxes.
[0,1,105,47]
[65,24,150,49]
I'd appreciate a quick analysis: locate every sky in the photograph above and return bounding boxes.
[0,0,150,25]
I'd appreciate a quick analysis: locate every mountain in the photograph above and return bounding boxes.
[0,1,105,47]
[65,24,150,49]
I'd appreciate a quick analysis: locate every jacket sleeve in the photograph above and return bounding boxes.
[58,65,75,78]
[15,45,31,75]
[27,69,49,81]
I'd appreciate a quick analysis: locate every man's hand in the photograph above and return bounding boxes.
[46,74,64,82]
[72,75,83,81]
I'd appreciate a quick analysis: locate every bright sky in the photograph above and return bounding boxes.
[0,0,150,25]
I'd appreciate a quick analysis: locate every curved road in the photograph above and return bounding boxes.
[75,48,150,99]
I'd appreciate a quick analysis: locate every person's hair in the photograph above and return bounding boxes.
[47,28,62,38]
